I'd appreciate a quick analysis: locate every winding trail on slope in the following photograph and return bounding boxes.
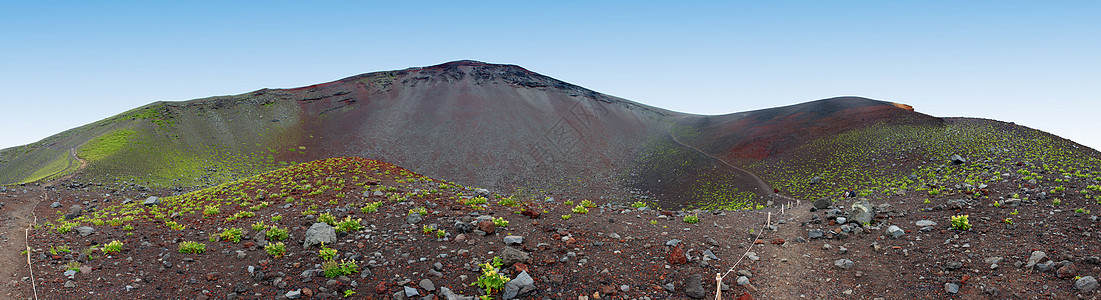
[0,146,86,299]
[668,132,797,204]
[666,133,825,298]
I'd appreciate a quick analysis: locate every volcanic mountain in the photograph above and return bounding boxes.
[1,60,1080,209]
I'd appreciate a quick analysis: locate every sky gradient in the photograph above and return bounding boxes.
[2,1,1098,150]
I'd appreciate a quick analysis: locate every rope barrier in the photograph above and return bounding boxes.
[25,189,42,300]
[714,198,800,299]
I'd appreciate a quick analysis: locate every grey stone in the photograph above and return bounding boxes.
[65,205,82,220]
[1025,251,1047,268]
[64,280,75,288]
[438,287,474,300]
[453,222,472,233]
[419,279,435,291]
[502,271,535,299]
[834,259,854,270]
[253,231,269,248]
[143,196,159,206]
[64,270,78,278]
[503,236,523,245]
[76,226,95,236]
[887,225,904,238]
[50,202,61,208]
[736,276,750,286]
[404,286,419,297]
[813,198,831,209]
[684,274,705,299]
[949,154,967,165]
[406,212,423,225]
[946,261,963,270]
[286,290,302,299]
[663,283,675,292]
[945,282,960,294]
[809,176,822,185]
[475,189,491,197]
[665,239,681,247]
[850,199,876,225]
[1036,260,1056,272]
[808,229,824,239]
[620,285,630,292]
[373,191,385,197]
[1076,276,1098,293]
[303,223,336,248]
[499,247,530,267]
[916,220,936,227]
[836,217,847,224]
[702,249,718,261]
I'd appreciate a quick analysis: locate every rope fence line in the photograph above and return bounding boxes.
[25,189,42,300]
[714,197,801,300]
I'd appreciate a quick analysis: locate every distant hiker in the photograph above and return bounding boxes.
[844,190,856,197]
[774,188,779,193]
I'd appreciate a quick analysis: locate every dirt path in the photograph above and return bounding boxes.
[0,147,84,299]
[0,187,43,300]
[55,148,88,183]
[668,133,797,204]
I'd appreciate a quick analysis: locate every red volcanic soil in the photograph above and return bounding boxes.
[679,97,942,163]
[1,150,1097,299]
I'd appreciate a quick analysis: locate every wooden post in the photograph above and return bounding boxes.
[715,273,722,300]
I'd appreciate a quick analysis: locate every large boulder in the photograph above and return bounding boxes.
[502,271,536,299]
[850,199,876,225]
[143,196,159,206]
[949,154,967,165]
[302,223,336,248]
[1077,276,1098,293]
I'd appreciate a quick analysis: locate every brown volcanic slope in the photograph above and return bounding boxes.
[676,97,942,164]
[0,61,957,209]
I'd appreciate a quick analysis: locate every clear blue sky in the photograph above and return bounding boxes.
[2,1,1099,150]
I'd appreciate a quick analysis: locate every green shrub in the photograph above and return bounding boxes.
[165,221,185,231]
[950,215,971,230]
[203,205,220,216]
[631,202,647,208]
[49,245,71,255]
[572,205,589,214]
[581,199,596,208]
[497,197,518,207]
[322,259,358,278]
[178,241,206,253]
[318,213,337,225]
[102,240,123,255]
[492,217,509,227]
[251,220,267,231]
[683,214,699,224]
[361,201,382,213]
[220,228,244,243]
[471,257,510,299]
[319,245,337,260]
[266,226,289,241]
[335,216,363,232]
[265,242,286,258]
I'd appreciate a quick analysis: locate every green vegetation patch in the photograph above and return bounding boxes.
[79,128,137,162]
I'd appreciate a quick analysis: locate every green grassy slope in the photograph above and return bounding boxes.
[749,118,1101,201]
